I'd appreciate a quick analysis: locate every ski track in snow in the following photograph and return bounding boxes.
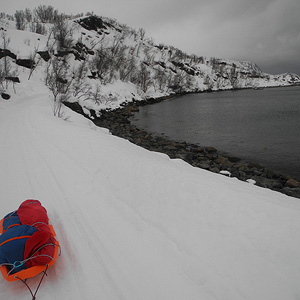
[1,93,300,300]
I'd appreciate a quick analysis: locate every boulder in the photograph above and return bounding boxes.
[0,48,16,59]
[205,146,217,153]
[56,77,68,84]
[54,50,73,58]
[285,178,300,188]
[215,156,233,168]
[248,162,264,170]
[228,156,241,163]
[16,59,35,69]
[1,93,10,100]
[37,51,51,62]
[5,76,20,83]
[252,176,275,189]
[76,15,107,31]
[262,168,276,179]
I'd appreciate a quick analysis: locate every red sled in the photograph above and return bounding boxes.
[0,200,60,282]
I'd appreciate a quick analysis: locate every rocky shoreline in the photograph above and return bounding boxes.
[65,96,300,199]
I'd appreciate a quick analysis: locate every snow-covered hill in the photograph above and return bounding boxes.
[1,13,299,115]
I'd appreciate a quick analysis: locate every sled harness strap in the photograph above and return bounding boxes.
[15,264,49,300]
[4,243,58,277]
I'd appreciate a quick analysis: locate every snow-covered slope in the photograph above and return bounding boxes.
[1,11,300,300]
[1,14,300,114]
[1,64,300,300]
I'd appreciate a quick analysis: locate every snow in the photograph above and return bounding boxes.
[1,77,300,300]
[4,28,48,58]
[1,15,300,300]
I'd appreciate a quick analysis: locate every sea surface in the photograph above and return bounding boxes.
[131,86,300,180]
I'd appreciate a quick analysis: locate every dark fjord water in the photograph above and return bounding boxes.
[131,86,300,180]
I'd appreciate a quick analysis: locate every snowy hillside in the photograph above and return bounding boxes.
[1,11,300,115]
[1,63,300,300]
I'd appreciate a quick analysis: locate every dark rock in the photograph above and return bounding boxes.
[16,58,35,69]
[272,181,284,189]
[211,167,220,173]
[237,164,247,172]
[76,15,107,32]
[285,178,300,188]
[228,156,241,163]
[252,169,263,176]
[262,168,276,179]
[164,144,178,152]
[56,77,68,84]
[206,153,215,160]
[0,48,16,59]
[87,50,95,55]
[215,156,233,168]
[1,93,10,100]
[231,170,247,181]
[64,101,85,114]
[205,146,217,153]
[194,146,204,153]
[252,176,274,189]
[197,162,211,170]
[281,187,294,197]
[248,163,264,170]
[244,168,256,175]
[5,76,20,83]
[37,51,51,62]
[291,189,300,198]
[72,42,95,59]
[54,50,73,58]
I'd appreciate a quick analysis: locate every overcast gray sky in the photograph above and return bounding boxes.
[2,0,300,75]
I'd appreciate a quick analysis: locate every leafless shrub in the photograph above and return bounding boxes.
[0,32,12,89]
[52,15,73,49]
[34,5,58,23]
[29,21,47,35]
[71,61,92,100]
[15,10,26,30]
[44,57,73,117]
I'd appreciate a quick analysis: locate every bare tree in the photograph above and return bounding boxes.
[229,64,239,88]
[120,56,136,81]
[52,15,73,49]
[0,62,6,90]
[138,63,152,92]
[28,45,42,80]
[203,75,213,91]
[30,21,47,35]
[154,67,168,91]
[90,45,112,83]
[0,32,12,89]
[89,84,102,104]
[34,5,58,23]
[44,57,72,117]
[15,10,26,30]
[89,84,117,105]
[138,28,146,40]
[24,8,32,22]
[71,61,91,100]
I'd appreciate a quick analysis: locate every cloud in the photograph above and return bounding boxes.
[143,0,300,74]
